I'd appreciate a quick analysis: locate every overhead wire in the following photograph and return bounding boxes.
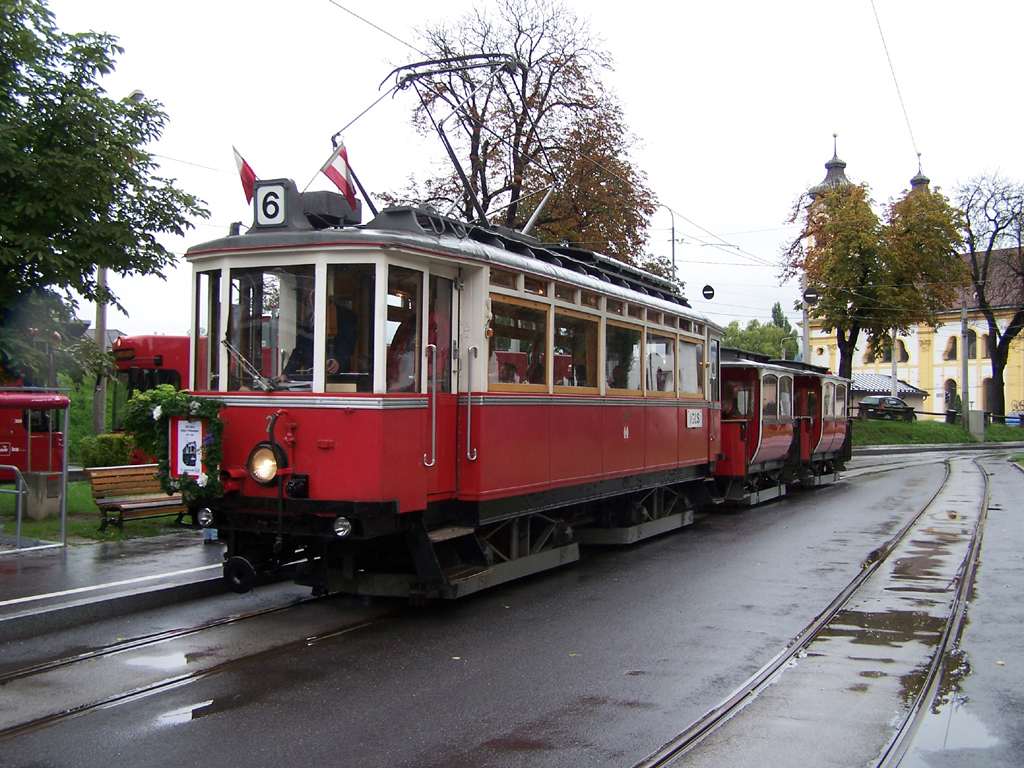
[870,0,919,159]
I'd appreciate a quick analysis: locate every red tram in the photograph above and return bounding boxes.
[110,334,191,429]
[184,179,849,599]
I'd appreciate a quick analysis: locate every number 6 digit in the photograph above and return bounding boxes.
[262,190,280,220]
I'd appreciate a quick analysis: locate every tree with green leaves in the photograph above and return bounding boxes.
[0,0,208,383]
[392,0,657,267]
[723,303,798,360]
[784,181,967,379]
[954,172,1024,416]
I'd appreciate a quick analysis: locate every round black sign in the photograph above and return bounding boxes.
[702,284,715,300]
[803,287,820,305]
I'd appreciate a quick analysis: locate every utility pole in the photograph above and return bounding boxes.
[91,267,107,435]
[960,294,970,433]
[890,328,898,397]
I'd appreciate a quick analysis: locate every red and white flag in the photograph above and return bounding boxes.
[320,140,357,210]
[233,146,257,204]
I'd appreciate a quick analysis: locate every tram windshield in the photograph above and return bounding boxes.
[208,264,377,393]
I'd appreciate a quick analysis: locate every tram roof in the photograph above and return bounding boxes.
[187,192,718,331]
[720,347,848,382]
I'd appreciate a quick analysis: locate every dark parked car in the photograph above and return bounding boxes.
[859,395,916,422]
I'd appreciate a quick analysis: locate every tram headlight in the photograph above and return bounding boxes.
[196,507,215,528]
[247,442,287,485]
[333,517,353,537]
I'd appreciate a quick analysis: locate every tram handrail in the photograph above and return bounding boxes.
[466,346,478,461]
[424,344,437,467]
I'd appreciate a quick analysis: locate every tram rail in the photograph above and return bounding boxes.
[0,595,401,743]
[634,456,989,768]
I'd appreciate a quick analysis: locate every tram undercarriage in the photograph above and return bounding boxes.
[217,477,715,600]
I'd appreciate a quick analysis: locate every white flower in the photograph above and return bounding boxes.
[152,405,162,420]
[189,400,201,415]
[196,472,208,488]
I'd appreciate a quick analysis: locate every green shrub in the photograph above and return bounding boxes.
[79,432,135,468]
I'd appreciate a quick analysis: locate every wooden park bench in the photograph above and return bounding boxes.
[87,464,189,532]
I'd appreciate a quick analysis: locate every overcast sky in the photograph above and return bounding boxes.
[49,0,1024,338]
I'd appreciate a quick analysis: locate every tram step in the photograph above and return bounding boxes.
[442,563,495,584]
[427,525,476,544]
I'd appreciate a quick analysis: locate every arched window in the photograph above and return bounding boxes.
[944,379,958,407]
[967,329,978,359]
[982,334,995,359]
[983,378,996,411]
[943,337,958,361]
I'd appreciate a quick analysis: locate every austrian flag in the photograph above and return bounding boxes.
[320,141,358,210]
[232,146,257,204]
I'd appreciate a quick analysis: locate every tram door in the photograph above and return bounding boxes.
[425,273,457,499]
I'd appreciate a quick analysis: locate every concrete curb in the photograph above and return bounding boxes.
[852,441,1024,456]
[0,575,226,643]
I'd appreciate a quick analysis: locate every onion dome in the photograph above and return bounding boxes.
[808,134,850,198]
[910,153,930,192]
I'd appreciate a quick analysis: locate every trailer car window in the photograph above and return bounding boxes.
[835,384,847,417]
[778,376,793,417]
[762,374,779,417]
[823,382,835,417]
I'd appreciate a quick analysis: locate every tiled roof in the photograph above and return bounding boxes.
[850,374,928,396]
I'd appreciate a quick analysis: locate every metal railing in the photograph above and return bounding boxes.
[1,386,70,554]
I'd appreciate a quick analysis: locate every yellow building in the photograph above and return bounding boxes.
[807,307,1024,418]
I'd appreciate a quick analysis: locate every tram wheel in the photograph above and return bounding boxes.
[224,556,257,594]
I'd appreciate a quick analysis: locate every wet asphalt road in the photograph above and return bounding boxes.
[1,450,1021,768]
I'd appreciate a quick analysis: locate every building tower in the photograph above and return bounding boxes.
[802,135,851,363]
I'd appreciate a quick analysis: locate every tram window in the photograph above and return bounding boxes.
[488,297,549,387]
[323,264,375,392]
[195,271,220,390]
[606,322,642,391]
[554,283,576,302]
[523,277,548,296]
[554,311,598,387]
[490,268,517,289]
[778,376,793,417]
[580,291,600,309]
[762,374,779,417]
[228,266,312,391]
[427,276,453,391]
[724,380,754,417]
[646,332,675,393]
[23,410,53,433]
[606,299,624,316]
[627,304,643,320]
[709,340,719,401]
[383,267,422,393]
[835,384,847,417]
[678,340,703,395]
[823,383,835,417]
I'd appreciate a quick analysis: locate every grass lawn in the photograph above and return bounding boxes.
[0,480,192,544]
[851,418,1024,446]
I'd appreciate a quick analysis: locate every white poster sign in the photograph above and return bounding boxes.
[175,419,203,477]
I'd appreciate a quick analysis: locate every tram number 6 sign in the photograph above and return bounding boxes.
[256,184,286,227]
